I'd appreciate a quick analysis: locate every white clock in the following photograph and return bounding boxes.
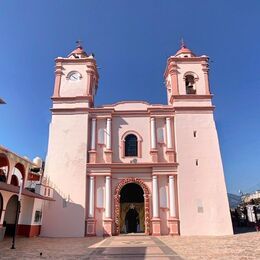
[68,72,81,81]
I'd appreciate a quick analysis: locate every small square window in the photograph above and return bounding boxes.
[34,210,42,223]
[198,206,204,213]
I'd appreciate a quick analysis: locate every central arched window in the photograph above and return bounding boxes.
[125,134,138,157]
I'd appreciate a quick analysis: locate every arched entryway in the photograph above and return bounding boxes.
[114,178,150,235]
[4,195,18,236]
[120,183,144,233]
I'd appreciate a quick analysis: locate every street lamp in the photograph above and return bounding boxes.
[11,179,23,249]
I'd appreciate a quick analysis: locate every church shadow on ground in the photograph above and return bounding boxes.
[87,236,183,259]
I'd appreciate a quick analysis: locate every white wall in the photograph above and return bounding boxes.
[41,113,89,237]
[175,112,233,235]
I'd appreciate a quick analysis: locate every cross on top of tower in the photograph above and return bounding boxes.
[76,40,83,48]
[175,38,195,57]
[180,38,186,49]
[67,40,88,58]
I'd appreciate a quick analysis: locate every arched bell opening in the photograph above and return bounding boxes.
[185,74,196,94]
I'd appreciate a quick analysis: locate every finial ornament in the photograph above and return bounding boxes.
[181,38,186,48]
[76,40,83,48]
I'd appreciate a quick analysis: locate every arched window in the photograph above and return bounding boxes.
[125,134,138,157]
[185,75,196,94]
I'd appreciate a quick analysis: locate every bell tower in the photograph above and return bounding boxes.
[164,42,233,235]
[52,43,99,107]
[164,41,211,106]
[41,43,99,237]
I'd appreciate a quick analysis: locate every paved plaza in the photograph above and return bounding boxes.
[0,232,259,259]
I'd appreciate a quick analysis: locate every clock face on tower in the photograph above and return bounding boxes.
[68,71,81,81]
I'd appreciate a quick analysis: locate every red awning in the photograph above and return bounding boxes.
[0,182,55,201]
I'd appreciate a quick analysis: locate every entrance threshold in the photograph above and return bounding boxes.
[119,232,146,236]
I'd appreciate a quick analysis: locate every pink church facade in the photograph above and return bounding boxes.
[41,43,233,237]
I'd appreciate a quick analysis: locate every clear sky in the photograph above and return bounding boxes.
[0,0,259,194]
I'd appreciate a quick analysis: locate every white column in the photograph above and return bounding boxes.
[150,117,156,149]
[169,175,176,217]
[91,118,96,150]
[105,176,111,218]
[152,175,159,218]
[106,118,112,150]
[88,176,95,218]
[166,117,173,149]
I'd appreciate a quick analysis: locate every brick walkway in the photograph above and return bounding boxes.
[0,232,259,259]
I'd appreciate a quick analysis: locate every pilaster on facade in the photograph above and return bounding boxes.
[167,175,179,235]
[52,61,63,98]
[88,150,97,163]
[86,219,96,236]
[167,218,179,235]
[202,59,211,95]
[86,176,96,236]
[104,150,113,163]
[168,61,179,96]
[103,218,113,236]
[151,175,161,235]
[103,175,113,236]
[150,117,158,162]
[151,218,161,236]
[104,117,113,163]
[89,117,97,163]
[165,117,176,162]
[150,149,158,163]
[165,149,176,163]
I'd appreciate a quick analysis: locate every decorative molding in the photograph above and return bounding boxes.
[114,178,151,235]
[167,218,180,235]
[150,150,158,163]
[183,71,199,80]
[172,94,213,100]
[174,106,215,112]
[87,162,178,170]
[88,150,97,163]
[104,150,113,163]
[121,130,143,142]
[51,96,93,102]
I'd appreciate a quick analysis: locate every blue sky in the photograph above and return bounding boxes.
[0,0,259,194]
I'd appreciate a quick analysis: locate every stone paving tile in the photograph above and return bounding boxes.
[0,237,103,259]
[159,232,260,260]
[0,232,259,259]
